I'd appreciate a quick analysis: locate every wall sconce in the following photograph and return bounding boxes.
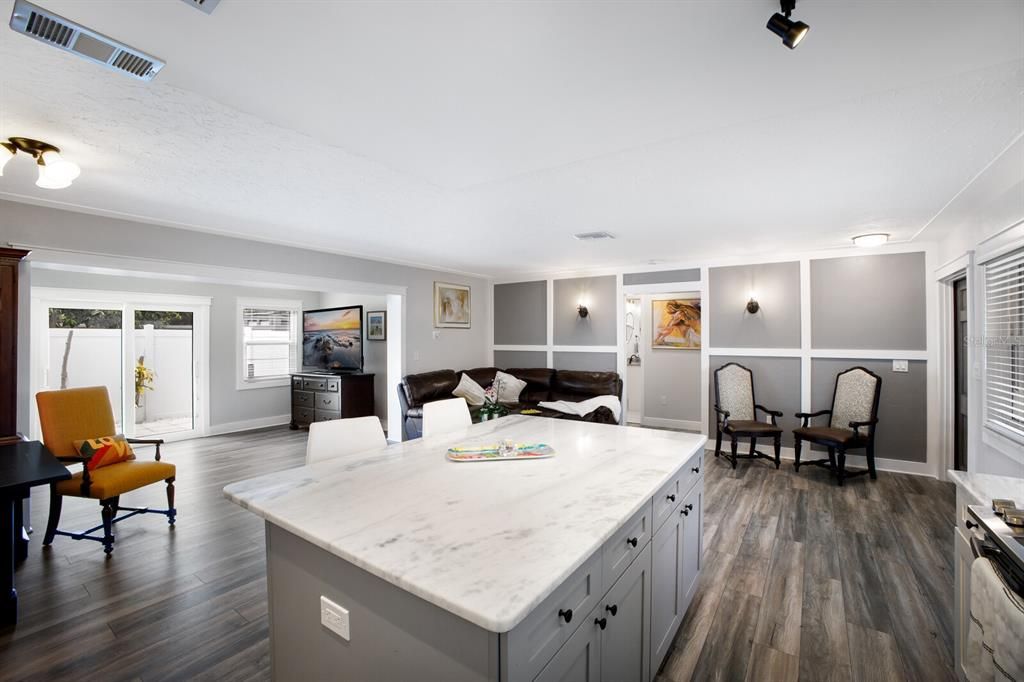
[746,291,760,314]
[577,297,590,319]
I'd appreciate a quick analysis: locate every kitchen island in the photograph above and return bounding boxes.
[225,415,706,681]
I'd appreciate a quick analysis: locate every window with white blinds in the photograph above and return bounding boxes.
[985,246,1024,442]
[238,302,299,386]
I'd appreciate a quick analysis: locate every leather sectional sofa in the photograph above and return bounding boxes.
[398,366,623,439]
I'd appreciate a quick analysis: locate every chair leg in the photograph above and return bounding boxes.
[42,484,62,546]
[100,500,116,555]
[866,443,877,480]
[714,429,722,458]
[827,447,836,471]
[729,436,738,469]
[793,437,802,471]
[166,477,177,525]
[749,437,757,458]
[836,448,846,487]
[773,435,781,469]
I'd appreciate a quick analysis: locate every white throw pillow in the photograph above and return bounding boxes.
[494,371,527,403]
[452,373,486,406]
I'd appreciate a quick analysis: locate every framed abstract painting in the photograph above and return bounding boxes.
[652,298,701,349]
[434,282,471,328]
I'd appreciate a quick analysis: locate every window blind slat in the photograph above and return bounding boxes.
[985,247,1024,438]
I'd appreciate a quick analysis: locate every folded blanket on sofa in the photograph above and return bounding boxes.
[538,395,622,422]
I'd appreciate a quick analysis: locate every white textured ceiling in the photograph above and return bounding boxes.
[0,0,1022,276]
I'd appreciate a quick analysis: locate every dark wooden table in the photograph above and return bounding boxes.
[0,440,70,626]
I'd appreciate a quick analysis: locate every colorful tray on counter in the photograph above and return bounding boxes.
[446,443,555,462]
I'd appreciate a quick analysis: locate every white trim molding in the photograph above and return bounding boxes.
[701,442,937,478]
[206,414,292,436]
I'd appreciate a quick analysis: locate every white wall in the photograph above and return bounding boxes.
[320,292,389,422]
[31,268,322,430]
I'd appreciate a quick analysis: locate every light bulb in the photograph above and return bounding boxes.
[39,150,80,183]
[36,161,72,190]
[0,143,14,177]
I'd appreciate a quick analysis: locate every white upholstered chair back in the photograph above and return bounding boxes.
[306,416,387,465]
[715,364,755,421]
[422,397,472,438]
[830,369,879,436]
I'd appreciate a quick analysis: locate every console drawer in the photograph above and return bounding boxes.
[325,377,340,392]
[293,406,313,424]
[303,377,328,392]
[313,409,340,423]
[504,552,603,682]
[316,392,341,411]
[601,500,652,592]
[291,376,303,390]
[293,390,314,408]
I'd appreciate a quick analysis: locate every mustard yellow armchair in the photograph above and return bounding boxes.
[35,386,177,555]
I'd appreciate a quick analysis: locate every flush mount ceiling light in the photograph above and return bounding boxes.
[766,0,809,49]
[1,137,81,189]
[852,233,889,248]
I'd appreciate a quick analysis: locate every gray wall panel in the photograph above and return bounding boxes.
[493,281,547,345]
[709,261,801,348]
[623,269,700,286]
[707,356,801,447]
[811,358,927,463]
[645,348,702,422]
[552,351,617,372]
[493,350,548,369]
[553,276,617,346]
[811,252,927,350]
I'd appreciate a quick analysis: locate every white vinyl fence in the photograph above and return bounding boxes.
[46,327,193,425]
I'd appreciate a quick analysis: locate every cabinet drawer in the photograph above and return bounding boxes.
[678,451,703,496]
[293,390,314,408]
[291,376,303,390]
[316,392,341,411]
[325,378,340,392]
[293,406,313,424]
[653,474,682,532]
[313,409,339,423]
[505,553,603,682]
[302,377,328,391]
[601,501,652,593]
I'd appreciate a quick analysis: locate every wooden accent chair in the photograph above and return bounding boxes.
[793,366,882,486]
[35,386,177,555]
[713,363,783,469]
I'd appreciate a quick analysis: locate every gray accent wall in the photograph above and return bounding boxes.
[623,269,700,286]
[494,350,547,368]
[811,358,927,463]
[811,252,926,350]
[707,356,801,447]
[644,349,701,423]
[553,276,617,346]
[552,351,617,372]
[709,261,801,348]
[493,281,546,345]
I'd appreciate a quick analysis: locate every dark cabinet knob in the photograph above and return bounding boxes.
[692,466,700,473]
[594,617,607,630]
[605,604,618,617]
[966,520,977,530]
[685,504,694,511]
[666,494,676,502]
[626,537,638,548]
[558,608,573,623]
[681,508,689,516]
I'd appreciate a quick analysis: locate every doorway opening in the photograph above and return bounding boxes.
[953,276,968,471]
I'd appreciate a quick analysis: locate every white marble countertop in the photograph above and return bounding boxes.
[224,415,706,632]
[948,470,1024,506]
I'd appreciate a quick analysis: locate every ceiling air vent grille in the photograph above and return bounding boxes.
[9,0,165,82]
[573,231,616,241]
[178,0,221,14]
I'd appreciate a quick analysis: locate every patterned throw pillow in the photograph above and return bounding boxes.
[73,435,136,471]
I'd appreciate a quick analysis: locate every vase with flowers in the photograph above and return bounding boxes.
[478,375,509,421]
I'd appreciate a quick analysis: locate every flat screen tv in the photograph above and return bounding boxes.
[302,306,363,372]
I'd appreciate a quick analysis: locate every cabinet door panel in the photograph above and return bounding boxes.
[680,484,703,609]
[534,609,601,682]
[601,544,651,682]
[650,514,683,670]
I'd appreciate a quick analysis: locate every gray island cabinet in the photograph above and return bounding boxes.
[225,416,705,681]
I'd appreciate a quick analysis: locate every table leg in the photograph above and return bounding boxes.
[13,494,28,564]
[0,495,17,625]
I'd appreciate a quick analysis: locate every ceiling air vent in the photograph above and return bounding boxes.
[9,0,165,81]
[573,231,616,241]
[178,0,221,15]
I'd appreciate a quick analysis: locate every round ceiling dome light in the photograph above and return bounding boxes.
[852,233,890,248]
[1,137,81,190]
[767,0,809,49]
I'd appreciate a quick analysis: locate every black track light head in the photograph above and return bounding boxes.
[767,0,809,49]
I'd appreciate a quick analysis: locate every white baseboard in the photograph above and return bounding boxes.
[642,417,703,432]
[701,442,936,478]
[206,414,292,436]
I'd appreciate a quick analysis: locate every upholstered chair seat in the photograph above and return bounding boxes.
[713,363,783,469]
[793,367,882,486]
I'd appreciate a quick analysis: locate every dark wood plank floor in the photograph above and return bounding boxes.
[0,428,955,681]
